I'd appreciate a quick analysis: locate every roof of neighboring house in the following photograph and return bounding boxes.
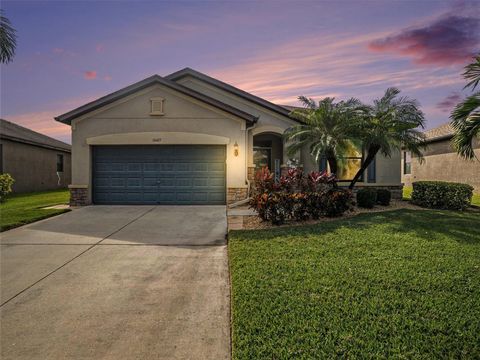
[423,123,454,143]
[166,67,294,120]
[0,118,71,152]
[55,74,258,126]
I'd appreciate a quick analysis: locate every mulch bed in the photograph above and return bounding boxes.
[242,200,427,230]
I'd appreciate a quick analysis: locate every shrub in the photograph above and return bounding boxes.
[356,188,377,208]
[412,181,473,210]
[376,189,391,206]
[0,173,15,202]
[250,167,352,224]
[322,188,353,217]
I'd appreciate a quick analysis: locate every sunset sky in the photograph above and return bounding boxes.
[1,0,479,144]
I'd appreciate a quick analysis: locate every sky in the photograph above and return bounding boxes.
[1,0,479,144]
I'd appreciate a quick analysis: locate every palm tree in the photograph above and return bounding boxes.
[0,9,17,64]
[450,55,480,160]
[284,96,362,176]
[348,88,426,189]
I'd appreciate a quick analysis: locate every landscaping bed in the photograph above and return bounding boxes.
[229,209,480,359]
[242,199,423,230]
[0,189,70,231]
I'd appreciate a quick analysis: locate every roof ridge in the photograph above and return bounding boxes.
[165,67,292,118]
[55,74,258,125]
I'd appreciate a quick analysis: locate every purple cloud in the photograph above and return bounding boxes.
[369,14,480,65]
[436,93,462,112]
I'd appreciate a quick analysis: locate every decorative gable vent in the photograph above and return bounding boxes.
[150,97,165,116]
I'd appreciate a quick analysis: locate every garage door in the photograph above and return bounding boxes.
[92,145,226,205]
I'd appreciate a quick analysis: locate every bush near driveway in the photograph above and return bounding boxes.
[250,167,353,225]
[412,181,473,210]
[229,209,480,359]
[0,189,70,231]
[0,173,15,202]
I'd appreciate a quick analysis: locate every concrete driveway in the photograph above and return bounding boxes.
[0,206,229,360]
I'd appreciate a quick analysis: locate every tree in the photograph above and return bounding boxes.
[450,55,480,160]
[284,96,362,176]
[348,88,426,189]
[0,9,17,64]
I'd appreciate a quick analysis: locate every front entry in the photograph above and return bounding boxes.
[253,133,283,181]
[92,145,226,205]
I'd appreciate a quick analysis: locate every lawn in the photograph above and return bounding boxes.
[229,210,480,359]
[403,186,480,206]
[0,189,70,231]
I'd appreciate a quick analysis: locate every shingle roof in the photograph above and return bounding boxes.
[423,123,454,142]
[55,74,258,126]
[166,68,295,120]
[0,118,71,152]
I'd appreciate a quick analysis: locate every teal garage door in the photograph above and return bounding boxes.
[92,145,226,205]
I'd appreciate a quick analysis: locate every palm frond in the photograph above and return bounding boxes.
[463,54,480,91]
[0,10,17,64]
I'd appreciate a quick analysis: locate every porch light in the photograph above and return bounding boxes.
[233,141,239,157]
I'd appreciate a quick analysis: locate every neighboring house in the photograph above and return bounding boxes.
[402,123,480,192]
[55,68,402,206]
[0,119,72,193]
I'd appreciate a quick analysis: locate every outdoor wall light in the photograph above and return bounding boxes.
[233,141,239,157]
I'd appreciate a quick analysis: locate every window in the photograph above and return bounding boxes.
[56,154,64,172]
[320,144,363,181]
[403,151,411,174]
[253,146,271,170]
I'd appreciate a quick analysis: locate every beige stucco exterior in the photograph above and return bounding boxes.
[67,71,403,205]
[402,138,480,192]
[1,138,71,193]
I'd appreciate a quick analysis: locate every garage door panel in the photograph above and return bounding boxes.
[93,145,226,205]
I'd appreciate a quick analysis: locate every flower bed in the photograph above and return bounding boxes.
[249,167,353,225]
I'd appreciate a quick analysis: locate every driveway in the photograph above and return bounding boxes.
[0,206,229,360]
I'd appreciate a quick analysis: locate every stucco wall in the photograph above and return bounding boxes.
[403,138,480,192]
[1,139,71,193]
[71,84,247,203]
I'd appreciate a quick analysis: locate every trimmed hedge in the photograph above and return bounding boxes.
[412,181,473,210]
[357,188,377,208]
[376,189,392,206]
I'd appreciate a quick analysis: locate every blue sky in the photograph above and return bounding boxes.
[1,0,479,143]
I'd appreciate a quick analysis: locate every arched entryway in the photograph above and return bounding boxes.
[253,132,284,181]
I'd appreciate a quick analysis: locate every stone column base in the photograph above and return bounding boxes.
[69,185,89,206]
[227,188,248,204]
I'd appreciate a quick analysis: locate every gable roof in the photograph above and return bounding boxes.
[55,75,258,125]
[423,123,454,143]
[0,118,71,152]
[166,67,294,119]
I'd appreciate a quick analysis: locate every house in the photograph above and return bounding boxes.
[55,68,402,206]
[401,123,480,192]
[0,118,71,193]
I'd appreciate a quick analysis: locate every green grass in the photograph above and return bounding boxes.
[229,210,480,359]
[0,189,70,231]
[403,186,480,206]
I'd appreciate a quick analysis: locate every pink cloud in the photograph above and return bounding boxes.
[52,48,64,54]
[368,14,479,65]
[5,95,100,144]
[436,93,462,112]
[103,75,112,81]
[96,43,105,52]
[84,71,97,80]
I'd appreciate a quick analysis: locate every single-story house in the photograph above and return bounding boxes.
[0,118,72,193]
[55,68,402,206]
[402,123,480,192]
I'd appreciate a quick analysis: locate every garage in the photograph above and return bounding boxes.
[92,145,226,205]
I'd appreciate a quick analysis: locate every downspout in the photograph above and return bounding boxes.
[245,121,257,198]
